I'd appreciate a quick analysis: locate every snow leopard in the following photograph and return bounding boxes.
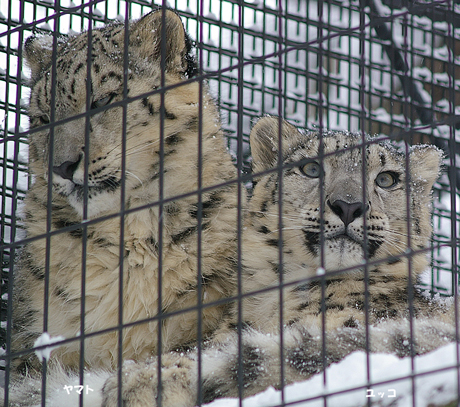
[98,117,456,407]
[10,8,240,376]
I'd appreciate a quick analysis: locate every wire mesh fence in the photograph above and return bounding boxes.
[0,0,459,405]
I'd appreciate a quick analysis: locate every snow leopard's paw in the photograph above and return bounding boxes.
[101,354,197,407]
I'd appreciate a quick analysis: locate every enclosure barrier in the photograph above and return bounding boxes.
[0,0,459,406]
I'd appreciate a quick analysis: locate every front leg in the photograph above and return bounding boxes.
[102,354,198,407]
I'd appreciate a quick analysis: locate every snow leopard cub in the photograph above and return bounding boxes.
[11,9,239,374]
[101,117,453,407]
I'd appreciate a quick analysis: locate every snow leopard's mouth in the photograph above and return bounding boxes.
[303,230,382,259]
[53,177,121,199]
[51,176,123,218]
[330,233,383,258]
[71,177,122,200]
[331,233,359,245]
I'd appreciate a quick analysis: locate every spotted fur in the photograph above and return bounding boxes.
[11,9,239,377]
[98,117,456,407]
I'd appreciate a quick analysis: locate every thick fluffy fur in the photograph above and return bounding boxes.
[11,9,239,377]
[99,117,456,407]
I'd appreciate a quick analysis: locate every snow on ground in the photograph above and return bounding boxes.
[207,344,459,407]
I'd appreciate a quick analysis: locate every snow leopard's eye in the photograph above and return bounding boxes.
[32,114,49,127]
[300,162,321,178]
[375,171,398,188]
[40,115,50,124]
[91,93,116,110]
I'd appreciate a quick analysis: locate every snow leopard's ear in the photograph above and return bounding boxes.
[250,116,300,173]
[409,144,443,192]
[24,35,56,83]
[128,9,196,76]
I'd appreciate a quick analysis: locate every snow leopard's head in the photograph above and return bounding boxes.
[247,116,442,280]
[24,9,198,218]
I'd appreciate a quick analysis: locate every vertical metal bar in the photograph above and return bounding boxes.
[444,0,460,401]
[358,3,371,407]
[157,3,167,406]
[4,0,25,404]
[236,2,244,406]
[116,3,129,406]
[400,10,417,407]
[80,3,93,406]
[41,4,60,404]
[316,1,328,406]
[196,0,204,404]
[276,1,285,404]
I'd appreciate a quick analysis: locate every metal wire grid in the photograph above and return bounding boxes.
[0,0,459,405]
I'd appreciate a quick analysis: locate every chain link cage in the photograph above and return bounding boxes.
[1,0,460,405]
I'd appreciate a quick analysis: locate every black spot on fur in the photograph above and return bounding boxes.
[297,301,310,311]
[231,345,263,385]
[266,238,280,247]
[367,239,382,258]
[13,307,38,331]
[269,261,280,274]
[170,223,208,245]
[74,62,84,74]
[413,217,421,235]
[165,203,180,215]
[189,193,222,219]
[373,307,399,319]
[227,321,252,331]
[148,237,159,254]
[69,228,83,239]
[155,149,177,158]
[142,97,154,115]
[53,220,83,238]
[148,169,167,183]
[99,177,121,192]
[260,200,268,213]
[22,258,45,280]
[258,226,271,234]
[393,332,415,357]
[324,303,344,311]
[93,237,114,248]
[303,231,319,255]
[388,257,402,264]
[100,72,122,83]
[202,379,228,403]
[165,133,183,146]
[54,286,70,301]
[186,117,199,131]
[343,317,358,328]
[294,283,309,292]
[165,110,176,120]
[308,279,334,289]
[287,333,326,375]
[271,182,278,204]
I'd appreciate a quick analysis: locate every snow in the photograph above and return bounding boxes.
[205,344,460,407]
[33,333,66,362]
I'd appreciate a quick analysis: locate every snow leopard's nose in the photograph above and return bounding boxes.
[328,200,367,227]
[53,154,82,181]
